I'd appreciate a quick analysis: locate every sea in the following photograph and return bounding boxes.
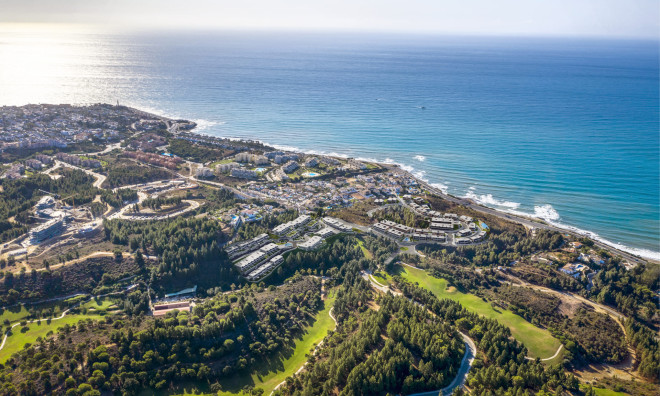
[1,27,658,259]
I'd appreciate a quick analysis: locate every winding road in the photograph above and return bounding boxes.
[361,269,477,396]
[270,306,338,395]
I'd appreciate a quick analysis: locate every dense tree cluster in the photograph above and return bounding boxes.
[589,260,658,325]
[100,188,138,208]
[394,279,581,395]
[0,277,324,395]
[622,319,659,381]
[419,230,564,268]
[0,256,139,306]
[375,206,429,229]
[103,217,236,292]
[277,281,465,395]
[496,285,627,363]
[139,196,182,210]
[103,161,172,188]
[166,139,233,163]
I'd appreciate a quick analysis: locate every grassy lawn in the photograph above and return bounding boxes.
[208,159,235,167]
[397,265,562,359]
[0,314,102,363]
[249,290,337,393]
[0,299,75,325]
[185,290,339,396]
[81,297,118,313]
[579,385,627,396]
[0,305,30,325]
[355,239,373,259]
[372,271,393,285]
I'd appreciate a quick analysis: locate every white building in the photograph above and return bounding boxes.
[217,162,239,173]
[195,167,214,178]
[282,161,299,174]
[231,168,257,179]
[299,235,323,251]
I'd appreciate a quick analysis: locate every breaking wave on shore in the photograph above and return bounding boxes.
[414,155,426,162]
[463,188,521,209]
[525,207,660,261]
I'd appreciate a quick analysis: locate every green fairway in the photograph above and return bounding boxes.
[579,385,628,396]
[81,297,118,313]
[356,239,373,259]
[0,314,102,363]
[372,271,393,285]
[0,305,30,325]
[398,264,562,359]
[0,300,74,325]
[249,290,337,393]
[207,290,338,396]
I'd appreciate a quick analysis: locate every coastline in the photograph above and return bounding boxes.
[127,105,659,262]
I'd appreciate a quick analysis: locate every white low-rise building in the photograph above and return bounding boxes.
[260,243,280,256]
[317,227,335,238]
[299,235,323,251]
[195,167,214,178]
[231,168,257,179]
[236,251,267,274]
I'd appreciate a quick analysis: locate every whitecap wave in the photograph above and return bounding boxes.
[464,190,521,209]
[533,204,560,221]
[540,217,660,261]
[192,119,221,131]
[431,183,449,194]
[414,155,426,162]
[413,170,428,182]
[498,205,660,260]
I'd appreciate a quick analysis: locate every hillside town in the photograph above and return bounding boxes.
[0,104,655,396]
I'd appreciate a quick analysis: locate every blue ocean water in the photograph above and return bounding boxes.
[1,29,658,258]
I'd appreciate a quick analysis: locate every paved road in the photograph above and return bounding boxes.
[361,269,476,396]
[54,160,106,188]
[407,332,477,396]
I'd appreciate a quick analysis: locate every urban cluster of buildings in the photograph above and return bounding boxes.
[235,152,269,165]
[244,171,418,210]
[373,220,448,242]
[55,152,102,168]
[371,209,488,245]
[224,214,345,282]
[273,214,312,235]
[230,168,257,179]
[28,214,70,245]
[124,151,183,170]
[1,154,54,179]
[0,104,158,151]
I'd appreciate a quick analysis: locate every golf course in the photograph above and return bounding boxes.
[392,264,563,361]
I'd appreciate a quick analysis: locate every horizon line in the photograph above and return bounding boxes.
[1,22,658,41]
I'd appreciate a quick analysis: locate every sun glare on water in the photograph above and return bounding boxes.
[0,24,117,105]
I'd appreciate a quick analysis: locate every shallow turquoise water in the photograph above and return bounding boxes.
[1,30,657,257]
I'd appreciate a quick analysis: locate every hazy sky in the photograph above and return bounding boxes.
[1,0,658,38]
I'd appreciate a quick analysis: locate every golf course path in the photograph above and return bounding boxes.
[526,344,564,362]
[270,306,338,395]
[362,269,477,396]
[407,331,477,396]
[0,290,127,353]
